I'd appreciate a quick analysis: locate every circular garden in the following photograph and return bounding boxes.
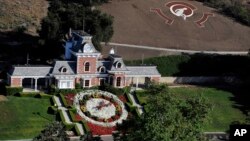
[73,90,128,127]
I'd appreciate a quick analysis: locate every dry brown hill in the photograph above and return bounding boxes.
[100,0,250,51]
[0,0,48,35]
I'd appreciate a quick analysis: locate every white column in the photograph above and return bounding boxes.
[136,77,139,89]
[20,78,23,87]
[35,78,38,91]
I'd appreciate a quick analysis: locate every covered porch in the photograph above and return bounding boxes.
[125,66,161,90]
[8,66,53,92]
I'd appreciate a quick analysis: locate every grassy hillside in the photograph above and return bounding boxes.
[0,0,48,34]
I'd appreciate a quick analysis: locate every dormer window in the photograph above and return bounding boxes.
[98,66,106,73]
[116,62,122,68]
[84,62,90,72]
[60,67,67,73]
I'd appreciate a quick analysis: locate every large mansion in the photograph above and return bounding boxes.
[7,30,161,91]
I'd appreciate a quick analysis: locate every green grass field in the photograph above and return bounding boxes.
[0,96,55,139]
[136,87,247,132]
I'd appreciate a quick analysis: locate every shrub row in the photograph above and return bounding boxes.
[58,110,74,130]
[125,54,250,76]
[80,121,90,133]
[47,106,58,114]
[6,86,23,96]
[16,92,52,99]
[59,93,69,107]
[135,108,141,117]
[69,110,77,122]
[125,92,133,104]
[74,124,82,136]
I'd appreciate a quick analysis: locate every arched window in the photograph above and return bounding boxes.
[60,67,67,73]
[85,62,90,72]
[99,66,106,73]
[116,77,121,87]
[116,62,122,68]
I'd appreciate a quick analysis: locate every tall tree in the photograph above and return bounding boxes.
[119,83,212,141]
[33,121,68,141]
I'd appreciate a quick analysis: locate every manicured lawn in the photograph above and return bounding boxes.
[136,87,247,132]
[0,96,55,139]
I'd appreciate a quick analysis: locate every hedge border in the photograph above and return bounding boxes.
[125,93,133,104]
[58,110,74,129]
[5,86,23,96]
[59,93,69,107]
[80,121,90,133]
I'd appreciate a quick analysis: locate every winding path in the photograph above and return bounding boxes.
[101,42,248,55]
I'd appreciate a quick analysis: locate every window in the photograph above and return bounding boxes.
[99,78,105,86]
[60,67,67,73]
[62,68,67,73]
[99,66,106,73]
[116,62,122,68]
[85,62,90,72]
[59,80,73,89]
[84,80,90,87]
[116,77,121,87]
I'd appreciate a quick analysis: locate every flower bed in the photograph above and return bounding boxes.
[118,95,127,103]
[73,90,128,127]
[87,122,116,135]
[64,93,76,106]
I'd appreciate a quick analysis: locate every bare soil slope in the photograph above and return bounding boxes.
[100,0,250,51]
[0,0,48,34]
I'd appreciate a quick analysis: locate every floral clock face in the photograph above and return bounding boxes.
[74,90,128,127]
[86,98,116,119]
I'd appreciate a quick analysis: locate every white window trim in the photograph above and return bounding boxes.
[116,77,122,87]
[84,62,90,72]
[116,62,122,68]
[99,66,106,73]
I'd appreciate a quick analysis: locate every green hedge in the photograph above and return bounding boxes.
[74,124,82,136]
[125,93,133,104]
[69,110,77,122]
[100,84,124,96]
[57,89,77,95]
[59,94,69,107]
[125,55,250,76]
[134,91,147,105]
[125,102,136,112]
[58,110,74,129]
[47,106,58,114]
[17,92,52,98]
[135,108,141,117]
[5,86,23,96]
[80,121,90,133]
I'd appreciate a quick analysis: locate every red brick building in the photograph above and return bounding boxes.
[7,30,161,91]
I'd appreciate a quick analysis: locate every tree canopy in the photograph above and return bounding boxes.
[118,83,212,141]
[33,121,68,141]
[39,0,113,52]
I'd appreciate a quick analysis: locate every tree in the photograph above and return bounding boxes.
[119,84,212,141]
[33,121,68,141]
[38,0,114,54]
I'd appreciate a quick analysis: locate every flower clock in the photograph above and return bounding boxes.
[73,90,128,127]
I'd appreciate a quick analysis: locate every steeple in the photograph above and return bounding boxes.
[109,48,115,55]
